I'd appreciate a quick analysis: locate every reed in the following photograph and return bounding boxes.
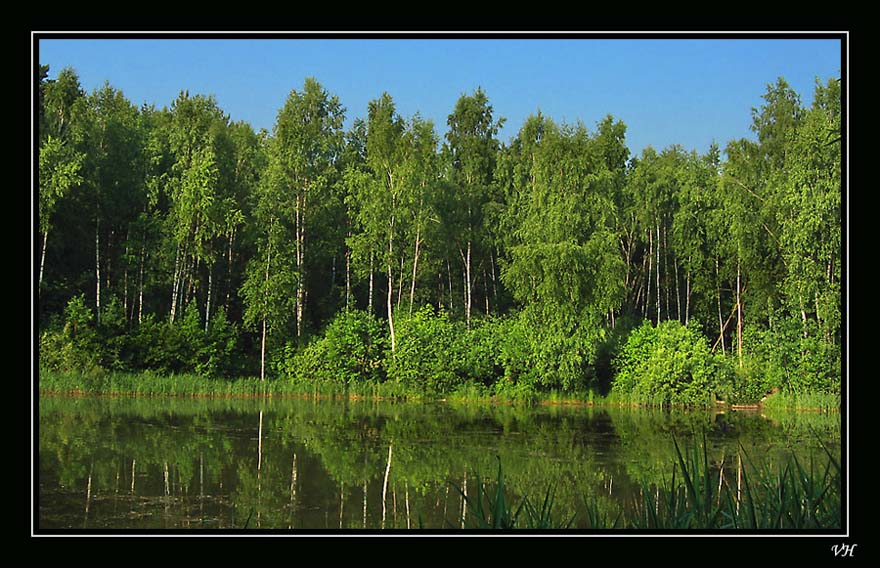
[448,433,840,530]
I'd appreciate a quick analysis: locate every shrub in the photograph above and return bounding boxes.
[494,313,538,391]
[39,294,103,375]
[385,305,462,396]
[456,317,504,387]
[738,318,841,402]
[285,309,386,386]
[612,320,727,407]
[196,308,241,378]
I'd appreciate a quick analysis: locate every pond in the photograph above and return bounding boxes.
[36,395,841,531]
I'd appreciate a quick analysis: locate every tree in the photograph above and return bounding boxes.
[502,118,626,389]
[73,82,143,323]
[443,88,504,326]
[165,91,230,325]
[264,78,344,339]
[38,66,85,289]
[779,77,840,344]
[364,93,407,352]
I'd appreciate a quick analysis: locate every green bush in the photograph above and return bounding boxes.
[612,320,728,407]
[285,309,386,386]
[456,317,504,386]
[196,308,241,378]
[738,318,841,401]
[494,314,537,390]
[39,294,103,375]
[385,305,462,396]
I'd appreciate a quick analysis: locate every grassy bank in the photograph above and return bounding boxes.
[38,369,839,414]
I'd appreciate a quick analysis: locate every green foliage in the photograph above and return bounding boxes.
[197,308,241,378]
[385,306,463,396]
[455,316,503,386]
[36,65,841,408]
[612,321,729,407]
[39,295,103,376]
[283,309,386,385]
[737,318,841,402]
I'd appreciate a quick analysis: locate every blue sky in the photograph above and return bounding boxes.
[37,36,842,157]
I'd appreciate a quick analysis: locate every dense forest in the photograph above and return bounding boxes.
[37,64,842,406]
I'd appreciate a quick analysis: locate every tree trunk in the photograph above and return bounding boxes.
[673,256,681,323]
[387,216,396,353]
[483,267,490,315]
[685,269,691,326]
[226,228,235,310]
[466,241,472,328]
[39,228,49,288]
[387,266,396,353]
[646,229,653,322]
[736,259,743,367]
[295,194,306,339]
[124,232,133,324]
[490,250,498,311]
[95,220,101,323]
[204,267,212,333]
[381,440,393,528]
[447,259,454,312]
[137,243,145,325]
[716,258,725,355]
[345,236,352,311]
[396,256,405,310]
[409,223,421,315]
[656,224,661,324]
[368,252,374,314]
[171,242,183,323]
[260,245,270,382]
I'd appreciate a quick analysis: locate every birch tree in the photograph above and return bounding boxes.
[443,88,504,326]
[266,78,344,339]
[38,67,85,289]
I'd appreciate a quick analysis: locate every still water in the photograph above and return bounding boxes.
[37,395,840,531]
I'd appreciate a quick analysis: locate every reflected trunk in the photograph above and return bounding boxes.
[83,462,93,528]
[381,440,392,528]
[405,480,411,529]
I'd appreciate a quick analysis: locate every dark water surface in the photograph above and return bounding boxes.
[37,395,840,531]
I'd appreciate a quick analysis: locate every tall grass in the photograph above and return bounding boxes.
[39,369,416,401]
[450,457,576,529]
[762,390,840,412]
[451,434,840,530]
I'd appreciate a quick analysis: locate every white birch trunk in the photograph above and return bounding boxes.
[409,223,421,315]
[381,440,393,528]
[396,256,405,310]
[260,245,270,382]
[736,259,743,367]
[368,252,374,314]
[685,270,691,326]
[171,242,181,323]
[465,241,472,327]
[646,230,653,321]
[204,268,212,333]
[95,221,101,322]
[39,229,49,288]
[226,228,235,309]
[656,224,660,324]
[716,258,725,355]
[673,256,681,323]
[387,215,396,353]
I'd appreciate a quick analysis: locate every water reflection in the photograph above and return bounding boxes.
[37,396,840,530]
